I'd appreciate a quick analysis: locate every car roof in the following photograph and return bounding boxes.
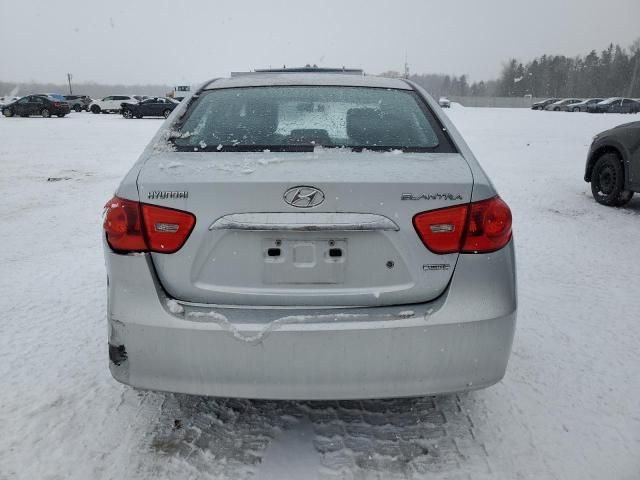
[203,73,412,91]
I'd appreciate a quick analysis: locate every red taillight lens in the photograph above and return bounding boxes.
[103,197,147,252]
[413,196,512,255]
[461,196,512,253]
[141,203,196,253]
[413,205,468,254]
[103,196,195,254]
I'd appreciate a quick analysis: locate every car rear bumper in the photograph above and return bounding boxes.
[105,241,517,400]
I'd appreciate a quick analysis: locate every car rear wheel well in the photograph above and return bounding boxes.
[586,146,623,181]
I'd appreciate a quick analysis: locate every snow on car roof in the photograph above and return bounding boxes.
[204,73,412,91]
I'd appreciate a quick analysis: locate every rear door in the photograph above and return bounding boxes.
[149,98,163,116]
[609,100,622,113]
[137,152,473,307]
[29,96,44,115]
[137,99,152,115]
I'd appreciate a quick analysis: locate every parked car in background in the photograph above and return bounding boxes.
[438,97,451,108]
[170,85,191,101]
[64,95,93,112]
[0,96,20,106]
[565,98,604,112]
[89,95,139,114]
[588,98,640,114]
[103,71,516,400]
[531,98,559,110]
[544,98,583,111]
[585,121,640,206]
[121,97,179,119]
[1,95,70,118]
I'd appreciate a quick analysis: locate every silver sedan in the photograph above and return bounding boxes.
[103,70,517,400]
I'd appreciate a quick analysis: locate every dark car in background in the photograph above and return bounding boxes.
[565,98,604,112]
[588,98,640,114]
[121,96,179,119]
[585,121,640,206]
[64,95,93,112]
[531,98,560,110]
[1,95,70,118]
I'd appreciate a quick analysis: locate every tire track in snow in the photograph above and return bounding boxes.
[129,392,506,479]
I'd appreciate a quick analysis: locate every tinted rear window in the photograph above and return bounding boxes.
[172,86,455,152]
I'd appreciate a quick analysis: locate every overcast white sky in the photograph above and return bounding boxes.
[1,0,639,85]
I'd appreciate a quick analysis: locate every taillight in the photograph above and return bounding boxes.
[103,196,195,254]
[103,197,146,252]
[413,205,468,254]
[141,203,196,253]
[461,197,512,253]
[413,196,512,254]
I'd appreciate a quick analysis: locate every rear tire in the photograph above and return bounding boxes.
[573,107,580,112]
[122,109,133,119]
[41,108,51,118]
[163,109,171,119]
[56,114,66,118]
[590,153,632,206]
[2,108,13,117]
[73,104,82,112]
[616,190,635,205]
[91,105,101,114]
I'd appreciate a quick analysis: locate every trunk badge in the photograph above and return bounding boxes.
[283,186,325,208]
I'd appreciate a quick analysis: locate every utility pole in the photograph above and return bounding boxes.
[404,52,410,79]
[629,39,640,99]
[66,73,73,95]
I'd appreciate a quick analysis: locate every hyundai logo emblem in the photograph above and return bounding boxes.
[283,186,325,208]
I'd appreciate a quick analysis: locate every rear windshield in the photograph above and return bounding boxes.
[171,86,455,152]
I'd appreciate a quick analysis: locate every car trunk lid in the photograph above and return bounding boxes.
[136,150,473,307]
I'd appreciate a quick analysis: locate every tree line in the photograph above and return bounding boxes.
[387,39,640,99]
[497,40,640,98]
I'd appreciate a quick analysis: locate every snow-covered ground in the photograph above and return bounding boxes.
[0,109,638,480]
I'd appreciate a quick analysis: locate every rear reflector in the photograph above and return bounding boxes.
[103,196,195,254]
[413,196,512,254]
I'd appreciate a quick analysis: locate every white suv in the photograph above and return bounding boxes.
[89,95,138,114]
